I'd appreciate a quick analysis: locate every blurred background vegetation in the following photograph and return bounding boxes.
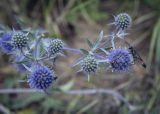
[0,0,160,114]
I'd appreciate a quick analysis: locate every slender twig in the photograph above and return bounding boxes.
[63,47,105,59]
[0,104,10,114]
[22,64,32,72]
[56,0,76,23]
[0,88,136,111]
[21,49,33,60]
[64,89,136,111]
[0,89,43,93]
[63,47,82,53]
[34,37,42,60]
[76,100,98,114]
[111,35,116,49]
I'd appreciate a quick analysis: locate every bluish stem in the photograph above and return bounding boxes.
[94,54,105,59]
[98,59,109,63]
[22,64,32,72]
[87,74,90,82]
[63,47,105,59]
[34,37,42,60]
[21,49,33,60]
[63,47,82,53]
[111,35,116,49]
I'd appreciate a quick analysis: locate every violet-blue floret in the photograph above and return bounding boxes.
[27,66,56,90]
[107,48,133,72]
[0,32,15,54]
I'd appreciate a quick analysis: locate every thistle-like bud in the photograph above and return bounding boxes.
[81,55,98,73]
[107,48,133,72]
[12,32,29,49]
[114,13,132,30]
[0,32,15,54]
[48,39,64,56]
[27,66,57,90]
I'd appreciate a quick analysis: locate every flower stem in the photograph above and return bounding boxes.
[63,47,82,53]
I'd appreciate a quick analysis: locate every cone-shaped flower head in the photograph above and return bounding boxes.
[12,32,29,49]
[108,48,133,72]
[114,13,132,30]
[81,55,98,73]
[48,39,64,56]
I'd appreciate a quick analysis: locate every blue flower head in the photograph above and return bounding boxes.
[12,32,29,49]
[48,39,64,56]
[107,48,133,72]
[114,13,132,30]
[0,32,15,54]
[27,66,57,90]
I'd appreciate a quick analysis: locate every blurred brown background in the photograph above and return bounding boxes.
[0,0,160,114]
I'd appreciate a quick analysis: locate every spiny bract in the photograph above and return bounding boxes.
[114,13,132,30]
[27,66,56,90]
[12,32,29,49]
[0,32,15,53]
[48,39,64,56]
[14,56,31,72]
[107,48,133,72]
[81,55,98,73]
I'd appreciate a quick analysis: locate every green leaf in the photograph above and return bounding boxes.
[71,57,84,67]
[104,47,112,50]
[60,80,75,91]
[92,30,104,51]
[86,38,93,48]
[42,98,64,112]
[79,49,89,55]
[66,95,82,113]
[4,75,16,88]
[148,18,160,68]
[17,109,37,114]
[12,93,45,109]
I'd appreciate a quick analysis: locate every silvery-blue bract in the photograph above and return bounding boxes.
[0,32,15,54]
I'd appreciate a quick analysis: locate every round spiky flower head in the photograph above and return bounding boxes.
[81,55,98,73]
[114,13,132,30]
[48,39,64,56]
[27,66,57,90]
[0,32,15,54]
[107,48,133,72]
[12,32,29,49]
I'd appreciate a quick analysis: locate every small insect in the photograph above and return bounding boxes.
[125,40,147,69]
[54,76,58,81]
